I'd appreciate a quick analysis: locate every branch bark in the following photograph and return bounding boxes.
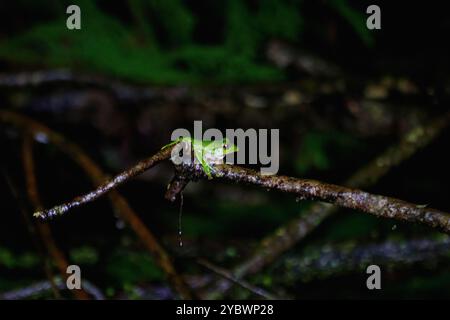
[205,112,450,297]
[18,117,449,234]
[180,163,450,232]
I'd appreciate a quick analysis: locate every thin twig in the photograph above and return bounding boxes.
[32,147,172,219]
[197,258,280,300]
[0,110,193,300]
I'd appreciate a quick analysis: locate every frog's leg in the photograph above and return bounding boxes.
[202,160,213,179]
[161,137,181,150]
[193,148,214,179]
[193,146,202,166]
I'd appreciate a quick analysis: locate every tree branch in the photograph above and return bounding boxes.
[177,163,450,232]
[23,126,450,234]
[4,110,449,299]
[204,112,450,297]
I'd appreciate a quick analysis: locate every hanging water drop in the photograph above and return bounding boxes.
[178,231,183,247]
[178,192,184,247]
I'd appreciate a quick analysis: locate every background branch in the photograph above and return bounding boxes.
[202,112,450,297]
[0,69,160,104]
[22,135,90,300]
[197,258,280,300]
[0,110,192,300]
[278,237,450,282]
[1,170,61,299]
[3,110,449,300]
[0,277,105,300]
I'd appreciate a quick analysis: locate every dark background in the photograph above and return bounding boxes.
[0,0,449,299]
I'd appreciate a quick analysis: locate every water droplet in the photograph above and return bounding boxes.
[178,231,183,247]
[178,193,184,247]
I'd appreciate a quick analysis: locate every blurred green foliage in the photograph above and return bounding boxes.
[391,272,450,297]
[177,199,308,238]
[106,250,164,285]
[69,246,99,265]
[295,130,361,175]
[296,132,332,174]
[0,0,372,84]
[0,247,40,269]
[329,0,374,47]
[320,213,382,242]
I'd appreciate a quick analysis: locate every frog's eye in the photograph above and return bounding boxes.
[223,143,229,149]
